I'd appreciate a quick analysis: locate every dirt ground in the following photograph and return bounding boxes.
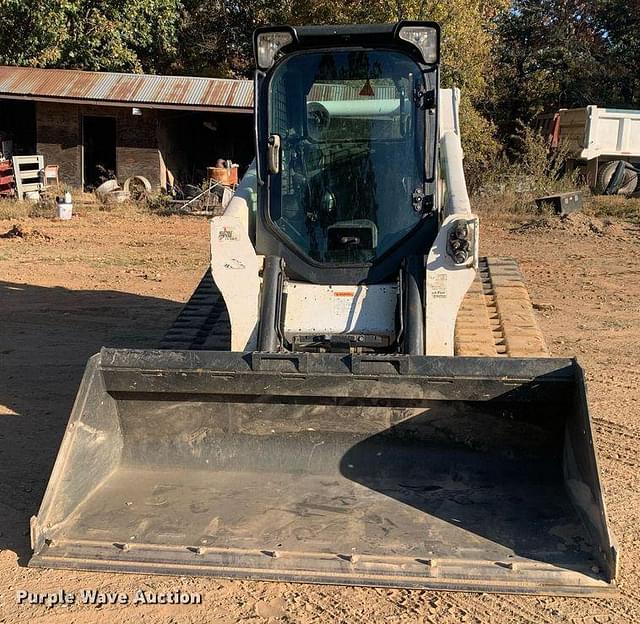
[0,207,639,623]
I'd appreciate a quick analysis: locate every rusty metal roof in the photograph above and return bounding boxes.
[0,65,253,112]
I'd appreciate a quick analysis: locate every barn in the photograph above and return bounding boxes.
[0,65,254,192]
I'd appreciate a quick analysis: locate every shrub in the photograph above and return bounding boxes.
[472,122,582,214]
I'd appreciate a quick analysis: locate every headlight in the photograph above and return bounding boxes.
[398,25,439,64]
[255,30,294,70]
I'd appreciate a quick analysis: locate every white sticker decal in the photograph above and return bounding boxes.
[429,273,448,299]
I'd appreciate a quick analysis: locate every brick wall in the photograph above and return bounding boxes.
[111,106,161,188]
[36,102,162,189]
[36,101,82,187]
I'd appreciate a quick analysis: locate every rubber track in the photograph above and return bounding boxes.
[162,257,548,357]
[159,269,231,350]
[455,257,549,357]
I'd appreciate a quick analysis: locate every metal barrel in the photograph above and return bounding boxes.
[30,348,617,595]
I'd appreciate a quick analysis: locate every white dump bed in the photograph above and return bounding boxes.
[560,106,640,161]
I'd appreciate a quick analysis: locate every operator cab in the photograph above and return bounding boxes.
[254,23,441,285]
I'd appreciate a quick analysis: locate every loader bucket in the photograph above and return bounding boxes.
[30,349,617,595]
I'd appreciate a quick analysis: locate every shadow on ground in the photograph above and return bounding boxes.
[0,280,183,564]
[0,280,608,588]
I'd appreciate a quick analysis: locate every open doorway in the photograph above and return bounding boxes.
[83,115,116,190]
[0,100,37,157]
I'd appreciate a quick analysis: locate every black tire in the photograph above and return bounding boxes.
[595,160,639,195]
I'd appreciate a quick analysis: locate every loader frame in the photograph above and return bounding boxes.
[29,21,618,597]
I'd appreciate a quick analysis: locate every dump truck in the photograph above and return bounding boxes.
[30,22,617,595]
[539,105,640,194]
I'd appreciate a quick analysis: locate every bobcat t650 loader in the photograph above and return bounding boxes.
[30,22,617,595]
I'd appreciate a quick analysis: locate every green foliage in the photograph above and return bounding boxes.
[0,0,181,73]
[4,0,639,188]
[178,0,508,179]
[495,2,600,130]
[510,122,576,192]
[592,1,640,108]
[492,0,640,149]
[0,0,68,67]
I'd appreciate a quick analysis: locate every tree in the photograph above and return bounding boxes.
[0,0,68,67]
[177,0,283,77]
[0,0,509,176]
[388,0,511,182]
[592,0,640,107]
[178,0,509,181]
[0,0,181,73]
[492,1,610,148]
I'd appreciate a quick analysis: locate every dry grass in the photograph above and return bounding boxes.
[472,123,584,219]
[474,188,640,226]
[585,195,640,223]
[0,198,33,220]
[0,186,163,221]
[470,123,640,226]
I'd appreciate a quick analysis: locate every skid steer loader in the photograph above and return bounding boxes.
[30,22,617,595]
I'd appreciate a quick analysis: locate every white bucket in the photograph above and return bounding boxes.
[56,201,73,220]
